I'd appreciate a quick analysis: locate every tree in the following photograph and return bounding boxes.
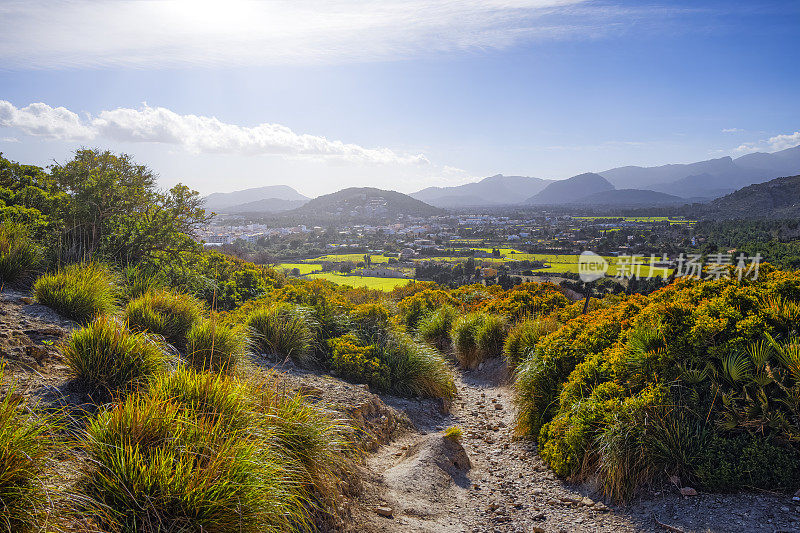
[50,149,211,264]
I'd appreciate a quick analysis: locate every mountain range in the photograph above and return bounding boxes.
[203,144,800,213]
[407,145,800,207]
[291,187,442,218]
[204,185,309,214]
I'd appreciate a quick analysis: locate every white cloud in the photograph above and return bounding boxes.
[1,137,20,143]
[722,127,743,133]
[733,131,800,155]
[0,100,427,165]
[0,101,94,140]
[0,0,687,69]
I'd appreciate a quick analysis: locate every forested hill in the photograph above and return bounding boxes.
[702,174,800,219]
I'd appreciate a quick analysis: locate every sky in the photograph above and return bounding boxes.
[0,0,798,197]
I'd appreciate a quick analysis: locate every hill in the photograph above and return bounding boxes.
[599,146,800,199]
[526,173,614,205]
[222,198,308,214]
[204,185,308,213]
[291,187,442,218]
[572,188,685,206]
[411,174,552,207]
[701,174,800,219]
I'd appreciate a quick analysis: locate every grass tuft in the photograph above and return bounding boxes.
[124,289,204,350]
[381,332,456,399]
[0,365,58,533]
[185,318,249,374]
[61,315,167,400]
[451,312,508,369]
[417,305,457,352]
[77,392,307,533]
[0,221,40,285]
[503,317,559,368]
[34,262,118,324]
[248,303,315,364]
[443,426,463,442]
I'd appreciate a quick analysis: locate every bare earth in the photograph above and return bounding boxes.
[1,288,799,533]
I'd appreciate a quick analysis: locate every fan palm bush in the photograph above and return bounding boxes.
[61,315,167,400]
[125,289,204,350]
[185,318,249,373]
[248,303,315,364]
[0,366,58,533]
[34,262,118,324]
[0,221,40,285]
[417,305,457,352]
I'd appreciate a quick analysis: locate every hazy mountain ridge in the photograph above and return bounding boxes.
[411,174,552,207]
[204,185,309,213]
[526,173,614,204]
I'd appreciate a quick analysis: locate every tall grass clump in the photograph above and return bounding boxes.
[248,303,315,364]
[381,332,456,399]
[0,366,57,533]
[185,318,249,374]
[417,305,457,352]
[124,289,204,350]
[77,393,305,533]
[121,264,165,301]
[451,312,507,369]
[503,317,559,368]
[34,262,118,324]
[61,315,167,400]
[0,221,40,286]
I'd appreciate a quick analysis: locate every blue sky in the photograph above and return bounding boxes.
[0,0,798,196]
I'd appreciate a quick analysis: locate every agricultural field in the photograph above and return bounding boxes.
[276,263,322,274]
[573,216,696,224]
[306,271,412,290]
[309,253,393,263]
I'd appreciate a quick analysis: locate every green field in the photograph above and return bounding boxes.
[574,216,696,224]
[277,263,322,275]
[306,272,412,290]
[309,253,392,263]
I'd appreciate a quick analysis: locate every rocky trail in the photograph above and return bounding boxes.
[353,359,800,533]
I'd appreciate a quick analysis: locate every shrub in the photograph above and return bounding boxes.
[125,289,204,350]
[503,317,559,368]
[417,305,457,352]
[248,303,315,364]
[0,366,56,533]
[0,221,40,285]
[77,393,305,533]
[451,312,507,369]
[328,334,389,390]
[185,319,249,373]
[694,433,800,492]
[34,262,118,324]
[443,426,463,442]
[61,315,167,399]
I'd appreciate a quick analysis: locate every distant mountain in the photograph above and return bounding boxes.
[572,188,685,206]
[291,187,441,218]
[204,185,308,213]
[410,174,552,207]
[701,174,800,219]
[526,173,614,205]
[222,198,308,214]
[599,146,800,199]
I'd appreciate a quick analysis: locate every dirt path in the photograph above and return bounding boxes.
[355,359,800,533]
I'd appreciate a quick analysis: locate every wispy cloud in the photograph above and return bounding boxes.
[733,131,800,155]
[722,127,744,133]
[0,100,427,165]
[0,0,694,69]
